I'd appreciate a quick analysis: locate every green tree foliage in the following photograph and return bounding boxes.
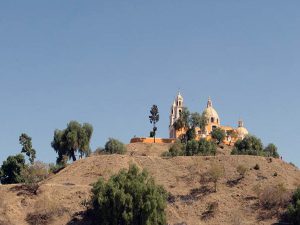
[197,138,217,156]
[264,143,279,158]
[185,140,199,156]
[190,112,208,131]
[173,107,190,131]
[185,128,196,141]
[164,138,216,157]
[92,164,167,225]
[149,105,159,143]
[51,121,93,164]
[19,133,36,164]
[0,154,26,184]
[211,128,226,144]
[286,187,300,224]
[231,135,264,156]
[104,138,127,154]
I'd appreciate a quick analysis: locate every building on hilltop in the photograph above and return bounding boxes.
[169,93,249,145]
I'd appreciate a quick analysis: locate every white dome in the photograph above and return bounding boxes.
[203,97,220,124]
[204,107,220,122]
[236,126,249,137]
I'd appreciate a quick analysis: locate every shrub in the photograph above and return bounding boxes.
[237,165,248,178]
[197,138,216,156]
[185,140,198,156]
[104,138,127,154]
[231,135,264,156]
[168,141,185,157]
[286,187,300,224]
[92,164,167,225]
[49,163,66,174]
[254,164,260,170]
[208,163,224,192]
[258,183,289,209]
[26,194,67,225]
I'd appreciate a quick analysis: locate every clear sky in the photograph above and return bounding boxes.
[0,1,299,167]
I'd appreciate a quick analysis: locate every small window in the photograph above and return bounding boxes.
[217,119,219,123]
[212,125,217,130]
[211,117,214,123]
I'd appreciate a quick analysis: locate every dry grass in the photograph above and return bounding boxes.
[0,143,299,225]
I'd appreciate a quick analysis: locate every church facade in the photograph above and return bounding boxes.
[169,93,249,145]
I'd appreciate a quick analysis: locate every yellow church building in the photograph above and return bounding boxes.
[169,93,249,145]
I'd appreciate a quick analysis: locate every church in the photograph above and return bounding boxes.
[169,93,249,145]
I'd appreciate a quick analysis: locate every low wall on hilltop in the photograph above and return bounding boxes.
[130,137,176,144]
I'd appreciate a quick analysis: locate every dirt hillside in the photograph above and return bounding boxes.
[0,143,299,225]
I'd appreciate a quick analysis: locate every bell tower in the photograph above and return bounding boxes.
[169,92,184,138]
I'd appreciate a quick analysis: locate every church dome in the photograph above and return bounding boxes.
[236,120,249,138]
[203,97,220,124]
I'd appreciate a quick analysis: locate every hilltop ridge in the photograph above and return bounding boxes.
[0,143,299,225]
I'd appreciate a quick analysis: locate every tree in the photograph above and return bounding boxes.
[264,143,279,158]
[208,163,224,192]
[149,105,160,143]
[92,164,167,225]
[190,112,208,131]
[231,135,264,156]
[173,107,190,131]
[0,154,26,184]
[211,128,226,144]
[51,121,93,164]
[19,133,36,164]
[104,138,127,154]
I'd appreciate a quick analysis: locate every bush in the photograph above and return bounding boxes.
[258,183,289,209]
[104,138,127,154]
[197,138,217,156]
[286,187,300,224]
[231,135,264,156]
[22,161,49,183]
[49,163,66,174]
[92,164,167,225]
[168,141,185,156]
[185,140,198,156]
[208,163,224,192]
[236,165,248,178]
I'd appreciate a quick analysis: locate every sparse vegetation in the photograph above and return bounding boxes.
[92,164,167,225]
[236,165,248,178]
[208,163,224,192]
[104,138,127,154]
[258,183,289,209]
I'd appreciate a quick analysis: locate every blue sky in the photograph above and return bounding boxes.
[0,1,299,167]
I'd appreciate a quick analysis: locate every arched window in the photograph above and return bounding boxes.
[217,119,219,124]
[211,117,214,123]
[179,109,182,115]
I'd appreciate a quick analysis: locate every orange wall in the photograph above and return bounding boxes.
[130,137,176,144]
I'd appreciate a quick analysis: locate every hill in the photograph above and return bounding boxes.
[0,143,299,225]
